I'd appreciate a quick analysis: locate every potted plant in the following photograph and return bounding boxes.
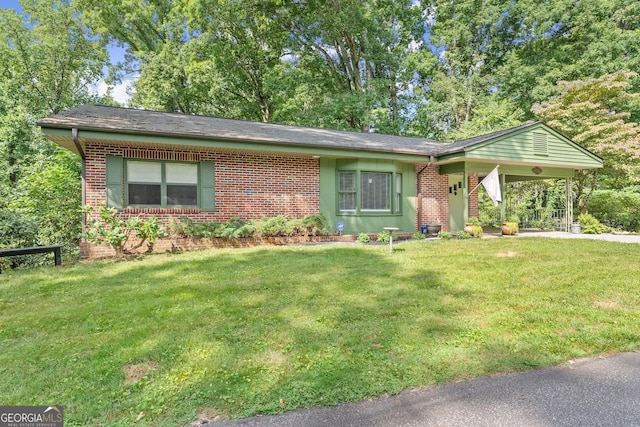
[426,223,442,236]
[464,217,483,237]
[501,222,519,235]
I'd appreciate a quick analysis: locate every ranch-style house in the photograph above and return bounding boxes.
[37,105,603,256]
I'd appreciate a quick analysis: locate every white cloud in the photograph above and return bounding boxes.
[92,78,136,106]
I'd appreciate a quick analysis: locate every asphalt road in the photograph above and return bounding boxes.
[201,352,640,427]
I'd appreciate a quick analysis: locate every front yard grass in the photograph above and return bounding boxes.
[1,238,640,426]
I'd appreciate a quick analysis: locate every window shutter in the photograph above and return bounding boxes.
[199,161,215,211]
[105,155,123,209]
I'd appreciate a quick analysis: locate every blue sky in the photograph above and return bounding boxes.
[3,0,21,10]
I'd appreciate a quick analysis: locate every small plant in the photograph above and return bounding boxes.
[376,230,392,243]
[412,231,425,240]
[83,205,167,257]
[468,217,482,226]
[502,221,519,235]
[437,231,452,239]
[456,230,473,239]
[357,232,370,243]
[578,213,611,234]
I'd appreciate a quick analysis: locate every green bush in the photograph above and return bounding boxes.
[437,231,453,239]
[412,231,425,240]
[357,232,370,243]
[577,213,611,234]
[376,230,392,243]
[0,210,39,248]
[457,230,473,239]
[84,205,167,257]
[588,190,640,231]
[0,209,42,270]
[168,215,329,239]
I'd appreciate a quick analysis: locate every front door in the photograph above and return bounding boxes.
[448,175,465,232]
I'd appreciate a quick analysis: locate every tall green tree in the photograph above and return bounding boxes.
[407,0,520,139]
[498,0,640,116]
[281,0,424,132]
[183,0,291,122]
[0,0,107,251]
[532,71,640,211]
[76,0,207,113]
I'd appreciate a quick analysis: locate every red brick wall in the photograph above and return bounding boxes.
[415,165,480,231]
[416,163,449,231]
[468,173,479,219]
[84,142,320,225]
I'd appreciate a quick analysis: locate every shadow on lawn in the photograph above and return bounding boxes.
[0,244,495,425]
[75,244,472,423]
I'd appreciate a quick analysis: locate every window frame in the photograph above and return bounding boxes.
[338,170,357,212]
[336,169,403,216]
[125,159,200,209]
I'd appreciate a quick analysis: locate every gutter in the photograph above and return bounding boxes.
[72,128,87,235]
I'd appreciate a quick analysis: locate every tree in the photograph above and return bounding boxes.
[281,0,424,132]
[497,0,640,116]
[532,71,640,211]
[404,0,531,139]
[0,0,108,253]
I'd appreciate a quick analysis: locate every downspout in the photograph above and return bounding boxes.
[72,128,86,235]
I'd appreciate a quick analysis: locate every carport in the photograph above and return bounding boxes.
[434,122,603,232]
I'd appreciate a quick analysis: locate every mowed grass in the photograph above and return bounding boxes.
[1,238,640,426]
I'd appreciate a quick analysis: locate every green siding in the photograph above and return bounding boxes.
[439,162,575,179]
[456,125,602,168]
[105,155,123,209]
[320,158,416,234]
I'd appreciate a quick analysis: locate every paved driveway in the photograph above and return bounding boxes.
[513,230,640,244]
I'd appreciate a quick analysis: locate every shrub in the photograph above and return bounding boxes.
[84,205,167,257]
[437,231,452,239]
[457,230,473,239]
[168,215,329,240]
[376,230,392,243]
[578,213,611,234]
[0,209,39,248]
[168,217,221,238]
[218,217,251,239]
[299,214,330,237]
[412,231,425,240]
[588,190,640,231]
[357,232,370,243]
[0,209,42,270]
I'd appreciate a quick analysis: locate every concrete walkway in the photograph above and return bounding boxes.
[486,229,640,244]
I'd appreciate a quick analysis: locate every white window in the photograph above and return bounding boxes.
[127,161,198,207]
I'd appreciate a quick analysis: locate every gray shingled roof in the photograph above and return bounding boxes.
[37,105,448,156]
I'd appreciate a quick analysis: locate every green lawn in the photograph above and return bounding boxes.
[1,238,640,426]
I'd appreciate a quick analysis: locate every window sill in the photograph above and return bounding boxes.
[337,212,402,217]
[123,207,203,215]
